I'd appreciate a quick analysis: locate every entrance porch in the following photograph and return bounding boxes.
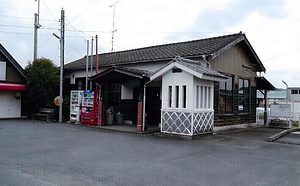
[90,66,161,132]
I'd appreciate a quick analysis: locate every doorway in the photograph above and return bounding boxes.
[146,87,161,126]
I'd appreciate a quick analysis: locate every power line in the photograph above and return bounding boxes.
[0,14,58,22]
[66,2,95,26]
[0,24,111,33]
[41,0,58,22]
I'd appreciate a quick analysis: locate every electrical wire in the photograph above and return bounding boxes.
[41,0,58,22]
[0,14,54,22]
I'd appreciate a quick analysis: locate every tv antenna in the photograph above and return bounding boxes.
[34,0,41,60]
[110,0,121,52]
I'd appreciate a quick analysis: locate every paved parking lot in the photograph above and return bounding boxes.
[277,131,300,145]
[0,120,299,186]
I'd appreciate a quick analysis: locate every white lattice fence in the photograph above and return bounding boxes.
[193,112,213,134]
[161,109,214,136]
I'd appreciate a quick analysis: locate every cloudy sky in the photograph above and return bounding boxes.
[0,0,299,88]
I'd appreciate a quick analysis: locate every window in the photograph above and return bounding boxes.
[0,61,6,81]
[168,86,172,108]
[182,85,186,108]
[291,89,299,94]
[196,86,199,108]
[208,87,211,108]
[172,68,182,73]
[204,87,207,108]
[200,86,204,108]
[238,78,250,113]
[219,75,233,113]
[108,84,121,108]
[175,86,179,108]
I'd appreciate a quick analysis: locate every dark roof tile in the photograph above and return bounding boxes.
[65,33,264,71]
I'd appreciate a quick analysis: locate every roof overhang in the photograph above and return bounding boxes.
[0,83,27,91]
[211,34,266,72]
[150,57,228,82]
[90,66,150,84]
[256,76,275,90]
[0,44,26,77]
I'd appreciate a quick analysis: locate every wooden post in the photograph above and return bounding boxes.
[137,80,144,132]
[137,102,143,132]
[264,89,268,126]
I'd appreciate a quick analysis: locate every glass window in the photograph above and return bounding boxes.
[291,89,299,94]
[219,75,233,114]
[238,78,250,113]
[0,61,6,81]
[108,84,121,108]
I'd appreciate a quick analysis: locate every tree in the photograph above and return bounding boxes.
[24,58,59,115]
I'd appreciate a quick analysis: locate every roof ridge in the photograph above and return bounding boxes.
[100,32,242,56]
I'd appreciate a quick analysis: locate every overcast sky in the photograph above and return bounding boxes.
[1,0,299,88]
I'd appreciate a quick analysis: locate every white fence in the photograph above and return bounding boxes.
[161,109,213,136]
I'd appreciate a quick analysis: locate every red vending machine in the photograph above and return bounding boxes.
[81,90,97,125]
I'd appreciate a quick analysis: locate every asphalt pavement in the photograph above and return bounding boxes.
[0,120,299,186]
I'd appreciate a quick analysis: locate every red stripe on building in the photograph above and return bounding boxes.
[0,83,26,91]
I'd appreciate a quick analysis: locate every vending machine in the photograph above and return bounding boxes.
[81,90,97,124]
[70,90,83,122]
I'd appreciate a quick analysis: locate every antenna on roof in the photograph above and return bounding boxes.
[110,0,121,52]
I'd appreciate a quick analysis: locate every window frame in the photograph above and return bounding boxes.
[291,89,299,94]
[238,77,250,114]
[219,74,234,115]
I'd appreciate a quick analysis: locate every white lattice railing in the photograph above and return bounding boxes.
[161,109,214,136]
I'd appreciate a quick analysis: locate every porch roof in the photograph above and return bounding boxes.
[90,66,151,83]
[150,56,228,82]
[255,76,275,91]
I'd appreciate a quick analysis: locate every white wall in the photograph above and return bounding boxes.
[287,88,300,102]
[0,91,21,118]
[121,79,139,100]
[193,77,214,110]
[162,70,193,109]
[64,61,166,85]
[124,62,166,73]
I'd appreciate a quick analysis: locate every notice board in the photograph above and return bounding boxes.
[270,104,291,118]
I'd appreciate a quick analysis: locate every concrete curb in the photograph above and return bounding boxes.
[268,127,300,142]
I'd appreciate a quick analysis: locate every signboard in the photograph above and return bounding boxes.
[54,96,60,106]
[270,104,291,118]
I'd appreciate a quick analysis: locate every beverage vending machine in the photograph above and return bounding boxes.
[81,90,97,124]
[70,90,83,122]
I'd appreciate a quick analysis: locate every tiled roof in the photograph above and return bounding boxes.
[173,56,228,79]
[65,32,265,72]
[90,66,151,81]
[150,56,227,81]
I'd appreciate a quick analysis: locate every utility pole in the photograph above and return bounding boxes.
[85,40,89,90]
[59,8,65,123]
[110,0,121,51]
[34,0,41,60]
[96,35,99,74]
[90,37,94,90]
